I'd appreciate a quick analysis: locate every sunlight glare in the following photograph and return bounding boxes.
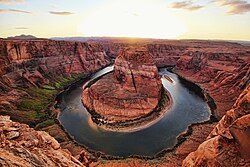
[78,0,187,39]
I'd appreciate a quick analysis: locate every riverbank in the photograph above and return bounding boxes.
[80,63,173,132]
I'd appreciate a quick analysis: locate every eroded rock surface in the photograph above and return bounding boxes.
[182,85,250,167]
[0,40,109,89]
[175,47,250,118]
[0,40,111,123]
[0,115,85,167]
[82,47,162,121]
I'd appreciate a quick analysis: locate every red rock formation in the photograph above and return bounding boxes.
[82,47,162,121]
[182,84,250,167]
[147,43,186,67]
[175,47,250,118]
[0,40,111,117]
[0,115,84,166]
[0,40,110,89]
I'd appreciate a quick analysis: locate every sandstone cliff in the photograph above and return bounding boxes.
[0,115,84,167]
[147,43,186,67]
[0,40,110,89]
[0,40,111,125]
[182,84,250,167]
[175,47,250,118]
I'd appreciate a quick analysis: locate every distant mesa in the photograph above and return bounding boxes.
[82,47,169,131]
[7,34,37,40]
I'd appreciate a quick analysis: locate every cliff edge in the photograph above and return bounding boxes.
[0,115,85,167]
[183,84,250,167]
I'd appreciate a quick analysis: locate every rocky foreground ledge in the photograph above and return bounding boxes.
[0,115,86,167]
[82,47,170,131]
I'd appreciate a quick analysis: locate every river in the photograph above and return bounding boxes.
[58,66,211,157]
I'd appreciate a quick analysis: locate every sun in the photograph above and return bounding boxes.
[78,0,186,39]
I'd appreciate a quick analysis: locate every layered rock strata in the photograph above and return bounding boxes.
[82,47,162,121]
[183,84,250,167]
[0,115,84,167]
[0,40,109,89]
[175,47,250,118]
[0,40,110,123]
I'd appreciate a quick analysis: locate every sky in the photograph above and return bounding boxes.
[0,0,250,40]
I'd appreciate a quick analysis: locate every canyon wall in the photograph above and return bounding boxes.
[0,40,111,124]
[0,39,112,166]
[0,40,110,89]
[183,85,250,167]
[175,46,249,118]
[147,43,186,67]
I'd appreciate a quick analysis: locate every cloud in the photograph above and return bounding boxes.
[0,0,26,4]
[214,0,250,14]
[9,9,31,14]
[0,9,31,14]
[15,27,28,29]
[170,1,204,11]
[49,11,74,15]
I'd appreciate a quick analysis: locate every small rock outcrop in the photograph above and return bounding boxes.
[82,47,162,121]
[0,115,84,167]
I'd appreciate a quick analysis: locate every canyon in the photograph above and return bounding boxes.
[0,39,249,166]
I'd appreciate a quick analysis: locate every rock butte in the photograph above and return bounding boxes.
[82,47,162,122]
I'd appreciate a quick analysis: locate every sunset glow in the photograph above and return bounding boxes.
[78,0,186,39]
[0,0,250,40]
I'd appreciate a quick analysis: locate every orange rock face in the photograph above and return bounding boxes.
[147,43,187,67]
[0,40,111,121]
[82,47,162,121]
[182,85,250,167]
[0,115,84,167]
[0,40,110,89]
[175,47,250,118]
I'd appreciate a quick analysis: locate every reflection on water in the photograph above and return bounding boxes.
[58,67,211,156]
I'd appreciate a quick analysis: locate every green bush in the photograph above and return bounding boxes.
[16,73,86,127]
[34,119,55,130]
